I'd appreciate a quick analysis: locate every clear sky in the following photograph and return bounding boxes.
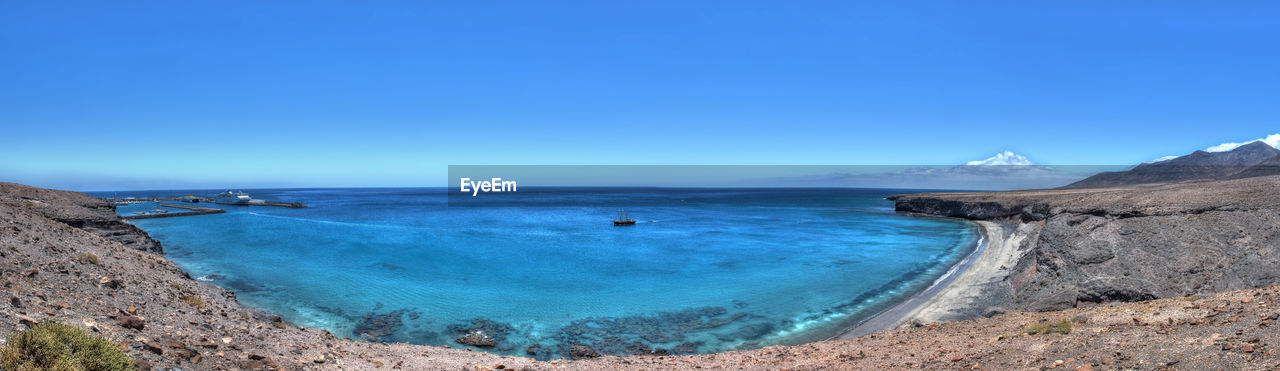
[2,1,1278,190]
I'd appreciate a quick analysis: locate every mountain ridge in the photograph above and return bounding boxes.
[1063,141,1280,188]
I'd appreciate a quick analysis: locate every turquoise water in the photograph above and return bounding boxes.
[100,188,976,358]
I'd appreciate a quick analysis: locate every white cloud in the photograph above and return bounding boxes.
[1145,155,1179,163]
[1204,133,1280,152]
[965,151,1035,166]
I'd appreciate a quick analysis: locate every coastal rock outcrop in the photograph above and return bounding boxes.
[892,175,1280,315]
[0,182,161,253]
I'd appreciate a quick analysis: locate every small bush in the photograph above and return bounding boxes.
[1024,319,1072,335]
[180,295,204,308]
[76,253,100,265]
[170,282,182,289]
[0,321,135,371]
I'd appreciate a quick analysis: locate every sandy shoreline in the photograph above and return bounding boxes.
[834,219,1029,338]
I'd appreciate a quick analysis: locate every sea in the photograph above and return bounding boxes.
[92,187,978,359]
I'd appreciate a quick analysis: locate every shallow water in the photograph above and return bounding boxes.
[99,188,976,358]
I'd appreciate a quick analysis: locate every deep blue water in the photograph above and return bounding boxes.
[94,188,976,358]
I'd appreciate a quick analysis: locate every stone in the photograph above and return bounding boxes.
[142,340,163,354]
[18,315,37,327]
[569,344,600,359]
[171,347,196,359]
[97,276,121,289]
[525,344,541,355]
[195,338,219,348]
[952,355,965,362]
[119,315,145,330]
[455,331,497,347]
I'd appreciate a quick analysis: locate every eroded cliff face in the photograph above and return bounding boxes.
[891,176,1280,313]
[0,182,161,253]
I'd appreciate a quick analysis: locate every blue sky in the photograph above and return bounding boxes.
[2,2,1278,190]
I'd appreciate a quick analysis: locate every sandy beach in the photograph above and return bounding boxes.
[835,219,1035,338]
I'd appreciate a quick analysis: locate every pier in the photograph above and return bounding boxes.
[122,204,226,220]
[104,196,307,208]
[106,194,308,220]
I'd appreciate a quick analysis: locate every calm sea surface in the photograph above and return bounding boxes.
[96,188,976,358]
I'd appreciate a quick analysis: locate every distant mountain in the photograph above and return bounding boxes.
[1063,141,1280,188]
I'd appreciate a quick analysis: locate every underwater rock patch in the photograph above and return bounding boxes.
[448,318,513,349]
[353,309,407,342]
[555,306,752,357]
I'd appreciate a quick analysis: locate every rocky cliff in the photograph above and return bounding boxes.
[0,182,161,253]
[891,175,1280,314]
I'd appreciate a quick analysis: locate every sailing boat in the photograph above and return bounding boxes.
[613,209,636,226]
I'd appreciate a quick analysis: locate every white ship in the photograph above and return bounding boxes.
[214,190,252,205]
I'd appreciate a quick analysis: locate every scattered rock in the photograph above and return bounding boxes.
[142,340,163,354]
[18,315,37,327]
[97,276,121,289]
[951,355,965,362]
[456,331,497,348]
[118,315,145,330]
[569,344,601,359]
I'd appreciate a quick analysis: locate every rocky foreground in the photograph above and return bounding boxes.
[3,181,1280,369]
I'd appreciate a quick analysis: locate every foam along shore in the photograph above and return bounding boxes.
[894,221,1035,324]
[833,219,1005,338]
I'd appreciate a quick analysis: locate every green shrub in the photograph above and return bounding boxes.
[76,253,100,265]
[1024,319,1072,335]
[0,321,135,371]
